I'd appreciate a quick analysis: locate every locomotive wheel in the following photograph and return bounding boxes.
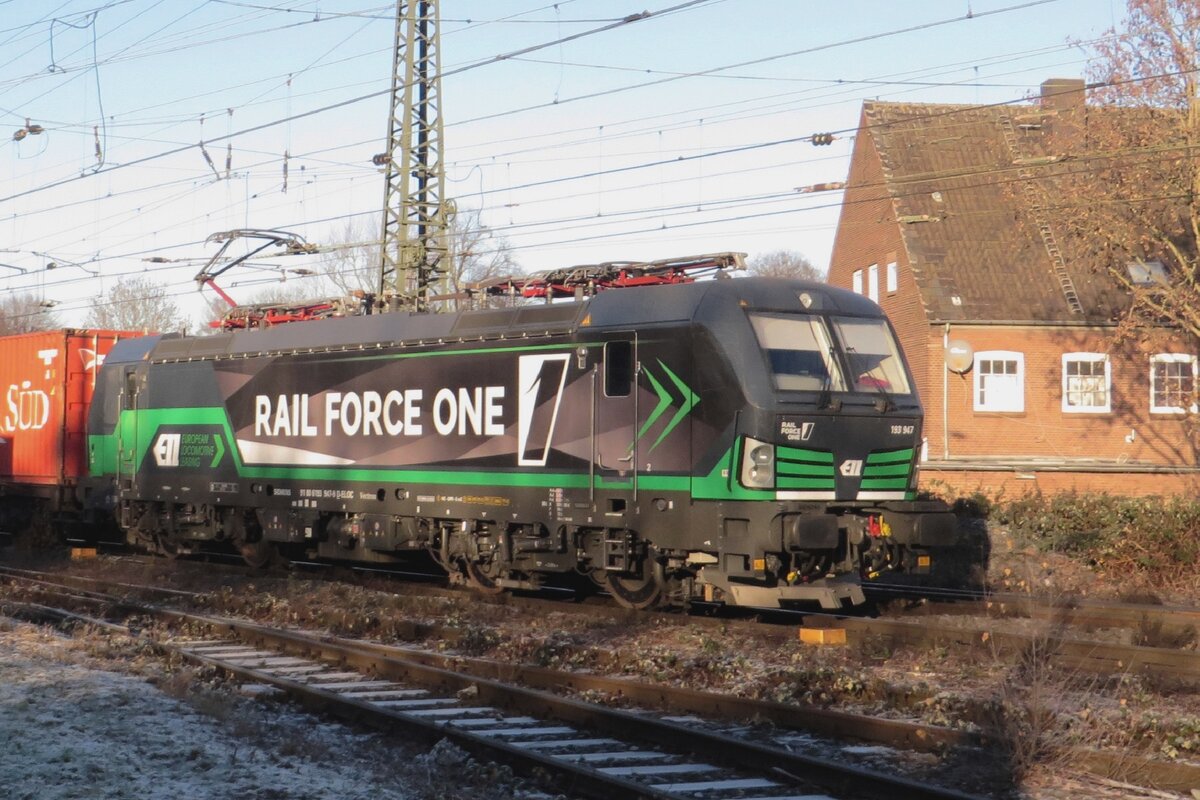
[226,511,272,569]
[238,538,274,569]
[607,558,669,610]
[463,559,506,595]
[156,535,183,560]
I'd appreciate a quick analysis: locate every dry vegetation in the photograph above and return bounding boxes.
[3,487,1200,800]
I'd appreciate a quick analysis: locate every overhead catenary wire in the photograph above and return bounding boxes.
[5,54,1154,248]
[0,0,1066,189]
[5,174,1192,327]
[7,131,1199,304]
[0,0,716,207]
[0,1,1100,193]
[9,109,1200,299]
[2,0,1180,319]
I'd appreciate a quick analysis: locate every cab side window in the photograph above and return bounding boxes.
[604,341,633,397]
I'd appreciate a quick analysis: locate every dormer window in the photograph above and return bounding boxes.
[1126,260,1169,287]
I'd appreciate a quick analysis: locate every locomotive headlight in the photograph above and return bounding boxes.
[741,438,775,488]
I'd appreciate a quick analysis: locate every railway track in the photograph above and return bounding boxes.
[9,554,1200,691]
[9,556,1200,685]
[4,562,1200,795]
[0,571,985,800]
[870,583,1200,646]
[62,543,1200,649]
[299,562,1200,686]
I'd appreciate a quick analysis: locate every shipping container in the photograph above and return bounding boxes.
[0,330,140,493]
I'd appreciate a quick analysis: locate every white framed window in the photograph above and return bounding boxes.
[973,351,1024,412]
[1150,353,1198,414]
[867,264,879,301]
[851,269,863,294]
[886,261,898,293]
[1061,353,1111,413]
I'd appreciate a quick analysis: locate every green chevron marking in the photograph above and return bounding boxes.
[863,462,909,477]
[649,360,699,452]
[637,365,675,442]
[777,462,836,478]
[867,448,914,464]
[210,434,225,468]
[776,446,835,463]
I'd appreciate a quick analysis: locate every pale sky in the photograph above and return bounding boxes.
[0,0,1124,326]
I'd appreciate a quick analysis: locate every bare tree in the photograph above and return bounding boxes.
[320,219,379,297]
[321,211,521,310]
[445,209,521,308]
[745,250,824,282]
[86,275,184,333]
[1067,0,1200,340]
[0,292,58,335]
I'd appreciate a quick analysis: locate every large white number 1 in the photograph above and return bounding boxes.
[517,354,570,466]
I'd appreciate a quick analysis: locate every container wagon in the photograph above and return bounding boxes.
[0,329,137,540]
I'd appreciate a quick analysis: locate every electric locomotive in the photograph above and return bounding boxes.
[86,255,958,609]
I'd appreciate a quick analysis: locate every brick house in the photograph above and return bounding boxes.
[827,79,1198,496]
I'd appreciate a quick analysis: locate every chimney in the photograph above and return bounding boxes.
[1040,78,1086,112]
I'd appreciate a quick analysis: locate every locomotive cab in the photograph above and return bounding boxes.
[671,280,959,608]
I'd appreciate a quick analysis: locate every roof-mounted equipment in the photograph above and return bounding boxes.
[476,252,746,300]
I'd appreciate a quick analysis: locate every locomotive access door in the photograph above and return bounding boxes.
[115,366,143,492]
[593,336,639,497]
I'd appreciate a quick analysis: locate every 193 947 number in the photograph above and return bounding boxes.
[890,424,915,435]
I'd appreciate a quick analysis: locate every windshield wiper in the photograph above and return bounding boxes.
[846,346,893,413]
[817,348,841,411]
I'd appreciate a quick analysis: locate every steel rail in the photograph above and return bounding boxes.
[14,595,1200,796]
[821,616,1200,685]
[872,585,1200,643]
[101,547,1200,656]
[7,560,1200,692]
[5,561,1198,686]
[0,571,981,800]
[0,565,990,740]
[322,632,975,752]
[0,565,983,749]
[182,619,978,800]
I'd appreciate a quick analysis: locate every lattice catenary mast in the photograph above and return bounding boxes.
[376,0,451,313]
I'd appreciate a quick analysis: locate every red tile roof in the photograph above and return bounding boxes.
[863,99,1134,323]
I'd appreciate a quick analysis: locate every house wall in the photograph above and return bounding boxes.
[918,323,1198,494]
[922,324,1195,463]
[920,468,1199,498]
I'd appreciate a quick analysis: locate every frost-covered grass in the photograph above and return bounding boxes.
[0,621,545,800]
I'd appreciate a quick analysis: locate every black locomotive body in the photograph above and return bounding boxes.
[88,277,958,608]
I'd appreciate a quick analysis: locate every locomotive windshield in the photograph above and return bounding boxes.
[830,316,912,395]
[749,312,911,396]
[749,314,845,391]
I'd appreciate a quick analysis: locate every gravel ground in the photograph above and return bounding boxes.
[0,618,549,800]
[2,537,1199,800]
